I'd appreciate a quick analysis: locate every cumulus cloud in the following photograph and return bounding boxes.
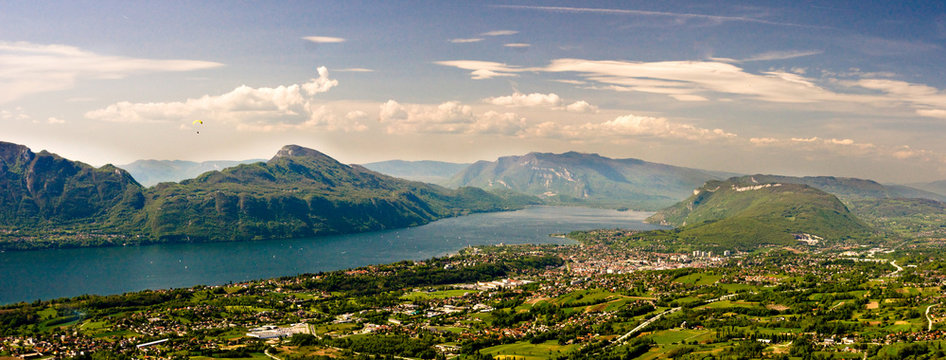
[532,114,736,142]
[302,66,339,95]
[302,36,346,43]
[565,100,598,113]
[85,67,362,132]
[485,92,562,107]
[378,100,524,136]
[0,41,222,103]
[749,137,779,145]
[587,114,736,140]
[484,92,598,113]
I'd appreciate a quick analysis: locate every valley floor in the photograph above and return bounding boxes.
[1,233,945,360]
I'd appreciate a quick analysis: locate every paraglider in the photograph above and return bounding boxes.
[192,120,203,134]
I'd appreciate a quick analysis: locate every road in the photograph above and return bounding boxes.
[927,304,938,332]
[887,260,903,277]
[264,348,283,360]
[610,293,741,347]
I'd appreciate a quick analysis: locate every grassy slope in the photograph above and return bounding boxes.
[646,179,872,250]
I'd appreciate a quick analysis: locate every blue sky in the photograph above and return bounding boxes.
[2,1,946,183]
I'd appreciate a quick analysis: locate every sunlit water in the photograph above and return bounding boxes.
[0,206,664,304]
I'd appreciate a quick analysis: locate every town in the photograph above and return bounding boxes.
[1,231,944,359]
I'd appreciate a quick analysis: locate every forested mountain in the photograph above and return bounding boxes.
[646,177,872,250]
[445,151,734,210]
[0,141,144,225]
[0,143,529,250]
[733,174,946,202]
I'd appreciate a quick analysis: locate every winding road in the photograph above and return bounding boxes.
[610,293,741,347]
[927,304,938,332]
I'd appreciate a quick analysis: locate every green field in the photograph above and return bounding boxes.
[673,273,723,286]
[481,340,579,360]
[400,289,478,300]
[190,353,269,360]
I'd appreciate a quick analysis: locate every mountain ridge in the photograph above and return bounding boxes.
[0,143,530,250]
[644,177,872,251]
[446,151,736,210]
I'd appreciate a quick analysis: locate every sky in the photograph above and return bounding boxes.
[2,1,946,183]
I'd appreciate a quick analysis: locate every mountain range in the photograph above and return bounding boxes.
[119,159,264,186]
[360,160,470,183]
[444,151,737,210]
[0,142,528,250]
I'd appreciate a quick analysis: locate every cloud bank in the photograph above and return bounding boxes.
[0,41,222,103]
[85,67,363,132]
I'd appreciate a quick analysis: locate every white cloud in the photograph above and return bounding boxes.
[378,100,525,135]
[302,66,339,95]
[439,57,946,118]
[791,137,820,143]
[484,92,598,113]
[850,79,946,119]
[749,137,779,145]
[504,43,531,48]
[1,107,30,121]
[738,50,823,62]
[542,58,848,104]
[46,117,66,124]
[0,41,222,103]
[552,79,587,85]
[450,38,483,43]
[534,114,736,141]
[346,110,368,121]
[485,92,562,107]
[302,36,346,43]
[84,67,360,132]
[492,5,821,28]
[336,68,374,72]
[669,94,709,102]
[434,60,522,79]
[480,30,518,36]
[588,114,736,140]
[917,109,946,118]
[565,100,598,113]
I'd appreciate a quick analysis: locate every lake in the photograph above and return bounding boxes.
[0,206,663,304]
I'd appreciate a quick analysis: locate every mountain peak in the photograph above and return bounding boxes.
[0,141,35,164]
[273,145,332,160]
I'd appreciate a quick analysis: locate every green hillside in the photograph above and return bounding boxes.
[445,151,733,210]
[645,178,873,251]
[0,141,144,226]
[0,143,531,249]
[733,174,946,202]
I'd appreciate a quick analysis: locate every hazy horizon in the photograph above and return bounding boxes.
[3,1,946,183]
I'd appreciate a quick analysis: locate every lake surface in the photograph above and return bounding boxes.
[0,206,663,305]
